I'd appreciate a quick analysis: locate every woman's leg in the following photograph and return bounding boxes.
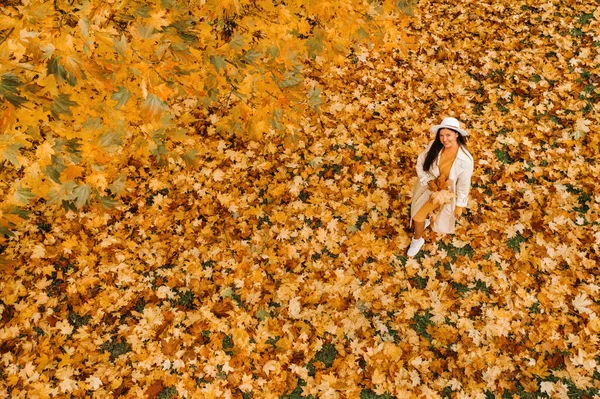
[412,198,437,237]
[407,219,426,257]
[408,200,437,257]
[413,220,425,239]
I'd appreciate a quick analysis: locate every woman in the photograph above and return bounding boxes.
[407,117,474,257]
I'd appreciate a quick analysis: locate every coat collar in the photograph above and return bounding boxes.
[456,145,473,163]
[448,146,473,180]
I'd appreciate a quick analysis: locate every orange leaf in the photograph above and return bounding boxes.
[62,165,85,181]
[145,380,164,399]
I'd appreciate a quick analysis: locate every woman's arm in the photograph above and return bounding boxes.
[455,159,474,207]
[416,145,434,187]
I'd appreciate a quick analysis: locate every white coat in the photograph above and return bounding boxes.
[410,142,474,234]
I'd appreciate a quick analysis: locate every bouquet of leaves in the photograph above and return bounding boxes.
[431,189,455,206]
[428,179,455,206]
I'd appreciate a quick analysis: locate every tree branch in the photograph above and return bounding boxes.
[0,27,15,48]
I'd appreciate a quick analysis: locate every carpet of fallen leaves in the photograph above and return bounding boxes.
[2,0,600,398]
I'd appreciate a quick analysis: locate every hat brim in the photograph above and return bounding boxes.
[430,124,469,136]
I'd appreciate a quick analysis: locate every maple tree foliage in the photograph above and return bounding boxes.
[0,0,412,227]
[1,0,600,398]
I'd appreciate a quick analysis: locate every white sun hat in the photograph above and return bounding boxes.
[430,117,469,137]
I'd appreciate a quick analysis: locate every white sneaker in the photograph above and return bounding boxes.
[407,237,425,257]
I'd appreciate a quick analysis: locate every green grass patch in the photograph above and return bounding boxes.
[451,279,490,297]
[360,389,396,399]
[100,336,131,362]
[494,148,513,164]
[306,343,338,376]
[410,309,433,341]
[437,241,474,262]
[578,12,595,25]
[409,274,429,289]
[280,378,315,399]
[313,343,337,368]
[157,386,178,399]
[172,289,195,309]
[68,311,90,331]
[507,232,527,252]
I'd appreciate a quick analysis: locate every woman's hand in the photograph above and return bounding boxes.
[454,206,464,217]
[428,180,439,192]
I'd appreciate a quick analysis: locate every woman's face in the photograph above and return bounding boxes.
[439,128,459,148]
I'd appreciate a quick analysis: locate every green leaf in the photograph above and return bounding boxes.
[136,22,156,39]
[167,20,197,44]
[280,70,303,88]
[65,138,82,163]
[210,55,227,72]
[222,334,234,350]
[47,56,66,80]
[15,187,36,204]
[181,148,199,165]
[222,287,234,298]
[267,46,280,58]
[134,4,153,18]
[2,143,22,166]
[241,49,261,65]
[255,308,268,321]
[2,92,28,108]
[305,31,325,59]
[45,155,66,183]
[228,33,245,50]
[113,35,128,57]
[109,175,126,195]
[1,73,22,93]
[308,87,322,111]
[65,138,82,155]
[142,94,168,116]
[51,94,78,117]
[97,130,123,150]
[73,184,91,209]
[46,165,62,184]
[270,108,284,130]
[1,73,27,107]
[47,181,77,205]
[8,206,29,220]
[396,0,415,15]
[83,116,103,130]
[99,196,119,209]
[111,86,131,110]
[66,74,78,86]
[356,26,369,40]
[0,226,15,238]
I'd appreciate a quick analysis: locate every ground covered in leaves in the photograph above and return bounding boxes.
[2,0,600,398]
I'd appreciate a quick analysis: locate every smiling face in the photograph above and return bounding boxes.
[439,128,460,148]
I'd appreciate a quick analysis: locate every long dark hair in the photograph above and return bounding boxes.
[423,129,468,172]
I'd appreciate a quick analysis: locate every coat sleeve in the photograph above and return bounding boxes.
[455,158,474,207]
[415,144,434,187]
